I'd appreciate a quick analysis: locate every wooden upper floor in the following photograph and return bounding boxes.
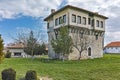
[44,5,108,32]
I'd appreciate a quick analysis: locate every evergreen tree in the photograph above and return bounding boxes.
[51,26,73,61]
[24,31,37,58]
[41,42,46,55]
[0,34,4,62]
[34,43,46,55]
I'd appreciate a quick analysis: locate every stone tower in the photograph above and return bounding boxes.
[44,5,108,60]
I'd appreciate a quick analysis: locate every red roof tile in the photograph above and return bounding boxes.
[106,41,120,47]
[7,42,24,49]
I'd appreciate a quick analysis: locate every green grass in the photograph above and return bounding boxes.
[1,54,120,80]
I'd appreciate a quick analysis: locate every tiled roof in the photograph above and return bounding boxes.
[44,5,108,21]
[7,42,24,49]
[105,42,120,47]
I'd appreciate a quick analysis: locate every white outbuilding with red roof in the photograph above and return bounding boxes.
[104,41,120,53]
[7,42,28,57]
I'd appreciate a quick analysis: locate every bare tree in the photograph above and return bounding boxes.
[11,28,47,44]
[11,29,47,59]
[71,29,93,60]
[14,32,28,44]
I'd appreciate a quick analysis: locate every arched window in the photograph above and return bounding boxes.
[88,47,91,56]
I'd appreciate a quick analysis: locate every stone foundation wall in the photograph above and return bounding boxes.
[48,27,104,60]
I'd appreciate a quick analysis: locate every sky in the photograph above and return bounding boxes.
[0,0,120,46]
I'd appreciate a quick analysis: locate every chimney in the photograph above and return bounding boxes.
[51,9,55,13]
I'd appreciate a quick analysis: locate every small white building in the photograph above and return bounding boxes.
[7,42,28,57]
[104,42,120,53]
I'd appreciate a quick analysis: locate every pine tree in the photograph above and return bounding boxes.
[24,31,37,58]
[0,34,4,62]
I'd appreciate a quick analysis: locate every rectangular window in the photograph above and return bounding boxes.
[72,14,76,23]
[96,20,99,27]
[55,18,58,26]
[47,22,49,29]
[88,18,91,25]
[83,17,86,25]
[14,52,21,56]
[59,17,62,24]
[63,15,66,23]
[77,16,81,24]
[101,21,103,28]
[91,19,94,27]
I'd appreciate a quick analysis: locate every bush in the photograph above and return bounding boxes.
[0,52,4,63]
[1,68,16,80]
[25,70,37,80]
[5,50,11,58]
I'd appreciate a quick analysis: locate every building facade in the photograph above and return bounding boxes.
[7,42,28,57]
[44,5,108,60]
[104,42,120,53]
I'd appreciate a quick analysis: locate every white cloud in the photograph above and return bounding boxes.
[105,31,120,45]
[67,0,120,17]
[0,0,63,19]
[0,0,119,20]
[0,0,120,45]
[66,0,120,45]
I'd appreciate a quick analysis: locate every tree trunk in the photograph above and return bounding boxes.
[62,53,65,62]
[61,53,65,62]
[31,49,34,60]
[78,52,82,60]
[62,57,65,62]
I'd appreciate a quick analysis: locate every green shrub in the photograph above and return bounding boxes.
[5,50,11,58]
[1,68,16,80]
[25,70,37,80]
[0,52,4,63]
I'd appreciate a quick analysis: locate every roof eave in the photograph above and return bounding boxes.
[44,5,108,21]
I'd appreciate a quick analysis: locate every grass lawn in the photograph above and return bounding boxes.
[1,54,120,80]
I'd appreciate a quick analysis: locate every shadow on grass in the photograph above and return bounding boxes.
[19,77,40,80]
[19,77,25,80]
[39,57,84,65]
[40,58,61,63]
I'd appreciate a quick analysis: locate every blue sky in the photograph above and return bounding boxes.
[0,16,47,45]
[0,0,120,46]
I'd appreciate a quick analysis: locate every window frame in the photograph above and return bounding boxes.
[14,52,21,56]
[88,47,91,56]
[77,16,81,24]
[91,19,94,27]
[101,21,103,28]
[47,22,49,29]
[83,17,86,25]
[59,17,62,24]
[88,18,91,25]
[72,14,76,23]
[63,15,66,23]
[55,18,58,26]
[96,20,99,27]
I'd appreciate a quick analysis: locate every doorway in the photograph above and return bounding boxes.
[88,47,91,56]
